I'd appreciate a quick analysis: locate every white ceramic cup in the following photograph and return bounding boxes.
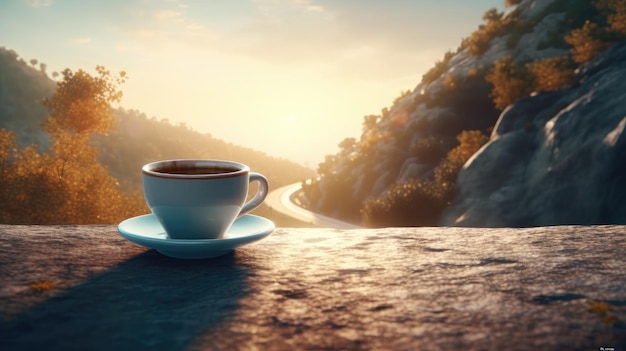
[142,159,269,239]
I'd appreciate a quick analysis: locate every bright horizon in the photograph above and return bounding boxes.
[0,0,503,168]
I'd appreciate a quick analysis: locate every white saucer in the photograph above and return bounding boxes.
[118,214,275,259]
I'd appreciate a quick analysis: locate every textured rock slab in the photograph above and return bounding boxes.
[0,225,625,350]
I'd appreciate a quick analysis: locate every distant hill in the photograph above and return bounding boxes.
[0,48,54,149]
[93,108,314,194]
[0,46,315,226]
[302,0,626,227]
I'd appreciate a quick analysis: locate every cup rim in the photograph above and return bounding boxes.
[142,159,250,179]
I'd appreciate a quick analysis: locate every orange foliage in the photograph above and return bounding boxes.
[0,66,146,224]
[565,20,615,64]
[485,55,535,110]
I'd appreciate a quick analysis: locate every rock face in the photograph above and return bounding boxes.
[304,0,578,221]
[1,224,625,350]
[442,42,626,227]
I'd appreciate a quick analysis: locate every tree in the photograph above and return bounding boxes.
[596,0,626,36]
[483,8,504,22]
[434,130,489,191]
[0,128,15,171]
[466,8,520,56]
[362,114,379,131]
[0,66,145,224]
[43,66,126,135]
[361,130,489,227]
[361,178,447,227]
[485,55,535,109]
[528,55,576,92]
[608,0,626,35]
[565,20,614,64]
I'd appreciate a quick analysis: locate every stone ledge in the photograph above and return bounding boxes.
[0,224,625,350]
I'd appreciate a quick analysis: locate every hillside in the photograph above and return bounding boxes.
[0,48,54,149]
[0,47,315,226]
[302,0,626,227]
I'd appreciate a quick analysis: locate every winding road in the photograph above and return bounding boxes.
[265,183,364,229]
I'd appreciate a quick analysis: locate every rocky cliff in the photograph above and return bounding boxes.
[303,0,626,227]
[442,41,626,227]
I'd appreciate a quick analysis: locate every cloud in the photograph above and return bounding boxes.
[107,0,465,84]
[219,1,466,68]
[72,37,92,45]
[306,5,324,12]
[155,9,183,20]
[24,0,53,8]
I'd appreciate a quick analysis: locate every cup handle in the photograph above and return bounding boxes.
[239,172,269,217]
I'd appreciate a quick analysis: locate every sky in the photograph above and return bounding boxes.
[0,0,504,168]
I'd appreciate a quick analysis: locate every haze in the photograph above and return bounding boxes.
[0,0,503,167]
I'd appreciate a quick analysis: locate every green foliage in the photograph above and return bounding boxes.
[485,55,535,110]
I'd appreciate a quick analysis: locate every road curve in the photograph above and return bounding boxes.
[265,182,364,229]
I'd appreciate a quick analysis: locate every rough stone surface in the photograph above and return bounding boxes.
[442,42,626,227]
[1,225,625,350]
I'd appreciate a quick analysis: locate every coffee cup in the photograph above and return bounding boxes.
[142,159,269,239]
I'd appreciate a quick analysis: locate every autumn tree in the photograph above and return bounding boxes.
[0,129,17,221]
[596,0,626,36]
[485,55,535,109]
[43,66,126,134]
[528,55,576,92]
[466,8,523,56]
[433,130,490,191]
[362,130,489,227]
[565,20,615,64]
[0,66,146,224]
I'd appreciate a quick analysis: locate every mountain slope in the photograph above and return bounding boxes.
[442,41,626,226]
[302,0,626,227]
[0,48,54,149]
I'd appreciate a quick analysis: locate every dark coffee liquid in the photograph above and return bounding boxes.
[154,165,239,175]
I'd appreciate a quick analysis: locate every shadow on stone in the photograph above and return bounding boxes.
[531,293,587,305]
[0,250,253,351]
